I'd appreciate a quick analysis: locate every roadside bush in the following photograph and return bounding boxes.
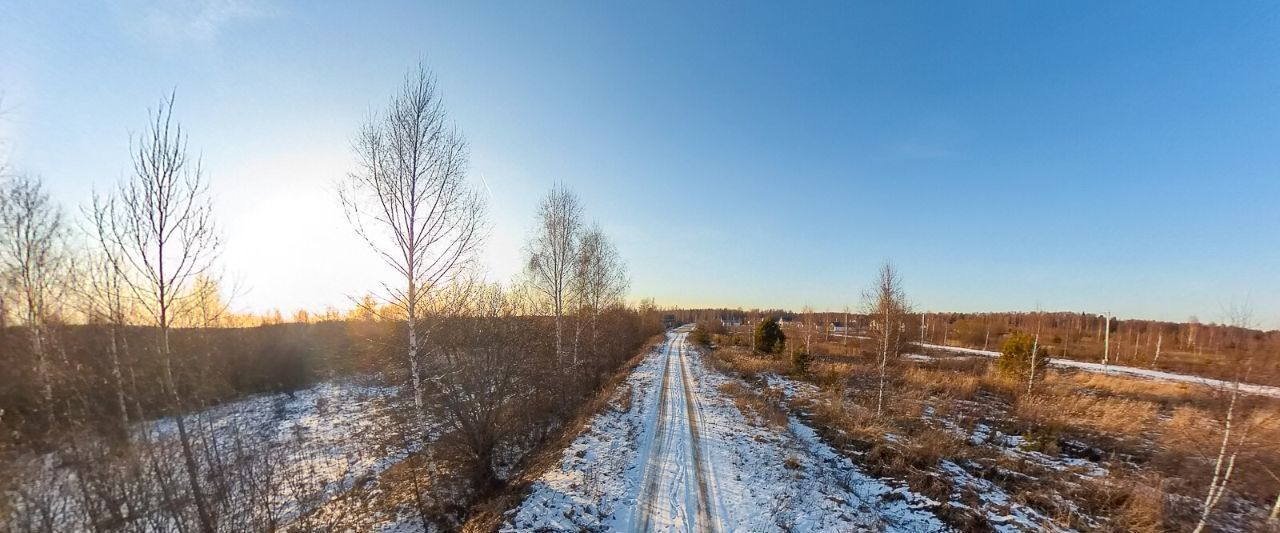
[754,315,786,354]
[689,323,712,347]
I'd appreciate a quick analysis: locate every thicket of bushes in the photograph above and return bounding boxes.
[0,320,390,448]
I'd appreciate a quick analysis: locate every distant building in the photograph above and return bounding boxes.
[662,314,678,329]
[829,321,847,333]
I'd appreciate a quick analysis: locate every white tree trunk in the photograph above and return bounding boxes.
[876,306,890,417]
[407,310,426,427]
[1102,314,1111,368]
[29,319,53,416]
[108,325,130,427]
[1028,332,1039,394]
[1193,382,1241,533]
[555,309,564,368]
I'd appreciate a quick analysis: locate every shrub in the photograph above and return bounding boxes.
[790,349,812,375]
[689,324,712,347]
[755,315,786,354]
[997,331,1038,379]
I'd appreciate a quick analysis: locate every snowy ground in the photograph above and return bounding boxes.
[506,329,947,532]
[5,378,415,532]
[915,342,1280,398]
[765,375,1087,532]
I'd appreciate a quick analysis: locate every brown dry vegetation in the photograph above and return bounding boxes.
[675,308,1280,387]
[718,382,788,430]
[293,334,665,532]
[705,335,1280,532]
[460,334,664,532]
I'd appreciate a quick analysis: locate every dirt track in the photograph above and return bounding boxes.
[635,331,720,533]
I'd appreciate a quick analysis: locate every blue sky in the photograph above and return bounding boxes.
[2,1,1278,327]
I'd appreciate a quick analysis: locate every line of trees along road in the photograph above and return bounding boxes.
[0,64,658,531]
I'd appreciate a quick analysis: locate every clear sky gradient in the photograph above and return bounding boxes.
[2,1,1278,327]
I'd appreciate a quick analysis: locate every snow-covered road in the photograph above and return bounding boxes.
[507,329,946,532]
[635,331,722,532]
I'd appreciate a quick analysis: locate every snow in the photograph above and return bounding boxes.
[506,330,948,532]
[148,380,418,525]
[937,460,1069,533]
[915,343,1280,398]
[768,376,1100,531]
[5,378,415,532]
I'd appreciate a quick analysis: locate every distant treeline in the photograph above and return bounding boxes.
[669,307,1279,385]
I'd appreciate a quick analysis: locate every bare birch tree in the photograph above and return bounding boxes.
[0,173,70,423]
[571,223,627,370]
[81,195,142,431]
[340,63,487,428]
[1192,301,1262,533]
[1028,307,1042,394]
[525,183,583,369]
[863,263,910,417]
[1151,332,1163,368]
[98,91,221,533]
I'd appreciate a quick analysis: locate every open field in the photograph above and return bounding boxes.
[700,330,1280,532]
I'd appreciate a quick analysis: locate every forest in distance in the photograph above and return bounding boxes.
[2,49,1278,533]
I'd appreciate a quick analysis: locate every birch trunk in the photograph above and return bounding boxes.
[406,296,426,427]
[1192,380,1241,533]
[876,305,890,417]
[108,324,130,428]
[1102,314,1111,368]
[1027,332,1039,394]
[163,319,216,533]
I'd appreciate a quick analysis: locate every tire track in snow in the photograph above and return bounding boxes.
[677,334,720,533]
[637,338,675,532]
[637,331,720,533]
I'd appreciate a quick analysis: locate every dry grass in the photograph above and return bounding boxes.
[805,390,895,445]
[1015,392,1158,437]
[902,366,980,400]
[706,336,1280,532]
[1044,371,1208,405]
[705,346,792,381]
[718,382,788,430]
[1112,475,1168,533]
